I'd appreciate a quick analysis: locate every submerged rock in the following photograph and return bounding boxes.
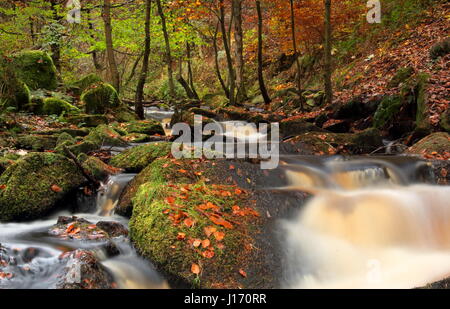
[0,153,85,222]
[109,142,172,172]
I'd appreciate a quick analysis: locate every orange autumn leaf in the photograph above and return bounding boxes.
[178,169,188,174]
[204,226,217,237]
[239,269,247,277]
[213,231,225,241]
[0,184,6,190]
[202,250,215,259]
[229,164,235,170]
[201,239,210,248]
[209,215,233,229]
[191,263,200,274]
[216,243,225,250]
[66,223,76,234]
[184,217,195,228]
[51,184,62,193]
[177,232,186,240]
[234,188,243,195]
[165,196,175,204]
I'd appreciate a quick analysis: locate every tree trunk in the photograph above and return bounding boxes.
[233,0,246,103]
[156,0,175,99]
[102,0,121,92]
[135,0,152,120]
[289,0,303,110]
[256,0,271,104]
[219,0,235,106]
[323,0,333,105]
[213,22,230,99]
[50,0,61,73]
[186,42,199,100]
[86,8,103,72]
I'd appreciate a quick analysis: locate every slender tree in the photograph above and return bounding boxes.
[49,0,62,73]
[219,0,235,106]
[256,0,270,104]
[233,0,246,103]
[212,22,230,98]
[289,0,303,110]
[156,0,175,99]
[323,0,333,105]
[186,42,199,100]
[102,0,121,92]
[135,0,152,119]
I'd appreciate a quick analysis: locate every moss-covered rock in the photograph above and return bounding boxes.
[123,133,151,143]
[116,120,165,136]
[0,153,19,175]
[15,134,57,151]
[42,98,80,116]
[388,66,414,88]
[406,132,450,155]
[78,154,121,180]
[113,107,138,123]
[0,59,31,111]
[429,37,450,60]
[11,51,57,90]
[373,95,403,129]
[440,109,450,133]
[279,117,325,138]
[109,142,172,172]
[85,124,128,147]
[64,114,109,127]
[81,82,121,114]
[0,152,85,221]
[70,73,103,96]
[56,132,76,147]
[129,158,260,288]
[56,140,98,156]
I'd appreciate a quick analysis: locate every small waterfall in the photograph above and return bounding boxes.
[279,158,450,288]
[97,174,137,216]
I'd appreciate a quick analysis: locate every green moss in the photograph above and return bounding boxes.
[440,109,450,133]
[15,134,57,151]
[129,158,256,288]
[56,140,98,156]
[123,133,151,143]
[388,66,414,88]
[0,59,31,111]
[70,73,103,96]
[64,114,109,127]
[42,98,80,116]
[0,154,18,175]
[81,155,120,180]
[12,51,57,90]
[114,107,138,122]
[56,132,76,146]
[84,124,128,147]
[414,73,430,128]
[114,120,165,136]
[373,95,403,129]
[81,82,121,114]
[109,142,172,172]
[0,152,85,222]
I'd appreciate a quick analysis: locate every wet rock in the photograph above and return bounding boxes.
[373,95,403,129]
[322,119,351,133]
[0,153,85,222]
[109,142,172,173]
[84,124,128,147]
[56,250,114,289]
[188,107,218,119]
[279,117,326,138]
[96,221,128,238]
[78,154,122,180]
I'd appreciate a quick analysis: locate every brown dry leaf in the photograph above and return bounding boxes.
[66,223,76,234]
[209,215,233,229]
[204,226,217,237]
[51,184,62,193]
[191,263,200,274]
[177,232,186,240]
[183,217,195,228]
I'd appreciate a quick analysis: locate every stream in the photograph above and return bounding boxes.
[0,107,449,289]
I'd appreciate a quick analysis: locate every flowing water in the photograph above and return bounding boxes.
[278,156,450,288]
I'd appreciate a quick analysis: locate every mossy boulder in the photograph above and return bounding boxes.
[406,132,450,155]
[0,59,31,111]
[373,95,403,129]
[113,107,138,122]
[78,154,121,180]
[12,51,57,90]
[279,117,325,138]
[388,66,414,88]
[0,153,19,175]
[117,120,164,136]
[429,37,450,60]
[109,142,172,172]
[15,134,57,151]
[64,114,109,127]
[440,109,450,133]
[56,140,99,156]
[85,125,128,147]
[0,152,85,221]
[70,74,103,96]
[81,82,121,114]
[129,158,261,288]
[42,98,80,116]
[56,132,76,147]
[123,133,151,143]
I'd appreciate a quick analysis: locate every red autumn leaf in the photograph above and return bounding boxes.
[239,269,247,277]
[229,164,235,170]
[165,196,175,204]
[178,169,188,174]
[51,184,62,193]
[234,188,243,195]
[0,184,6,190]
[191,263,200,274]
[202,250,215,259]
[66,223,76,234]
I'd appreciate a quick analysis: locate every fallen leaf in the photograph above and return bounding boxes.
[209,215,233,229]
[177,232,186,240]
[178,169,188,174]
[229,164,235,170]
[213,231,225,241]
[201,239,210,248]
[239,269,247,277]
[204,226,217,237]
[202,250,215,259]
[184,217,195,228]
[191,263,200,274]
[193,239,202,247]
[51,184,62,193]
